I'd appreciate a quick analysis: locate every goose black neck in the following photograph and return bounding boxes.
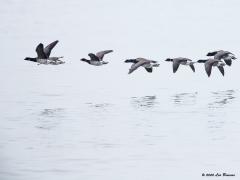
[24,57,37,62]
[81,58,91,64]
[125,59,137,63]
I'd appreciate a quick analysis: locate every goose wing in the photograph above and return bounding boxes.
[223,57,232,66]
[178,57,192,61]
[214,51,226,60]
[218,66,224,76]
[172,58,186,73]
[44,40,59,58]
[136,57,157,63]
[175,58,195,72]
[36,43,47,59]
[96,50,113,60]
[204,59,219,77]
[190,64,195,72]
[128,60,149,74]
[214,51,233,60]
[88,53,100,61]
[145,67,153,73]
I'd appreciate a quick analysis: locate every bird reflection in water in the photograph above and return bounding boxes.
[40,108,65,117]
[131,95,158,110]
[208,90,236,109]
[207,90,236,140]
[172,92,197,106]
[86,103,113,113]
[36,108,65,130]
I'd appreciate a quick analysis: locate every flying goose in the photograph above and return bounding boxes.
[206,50,236,66]
[24,40,65,65]
[197,59,225,77]
[124,58,159,74]
[165,57,195,73]
[80,50,113,66]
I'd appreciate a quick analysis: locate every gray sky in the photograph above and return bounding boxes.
[0,0,240,94]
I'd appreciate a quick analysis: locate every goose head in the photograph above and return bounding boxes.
[165,58,173,62]
[80,58,89,63]
[24,57,32,60]
[124,59,137,63]
[24,57,37,62]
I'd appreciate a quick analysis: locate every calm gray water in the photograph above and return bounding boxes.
[1,0,240,180]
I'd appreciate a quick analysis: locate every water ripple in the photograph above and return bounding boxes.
[208,89,236,109]
[131,95,158,110]
[172,92,197,106]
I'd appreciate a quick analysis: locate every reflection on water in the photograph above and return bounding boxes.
[36,108,65,130]
[172,92,197,106]
[41,93,63,97]
[86,103,113,113]
[87,103,112,109]
[1,0,240,178]
[207,118,226,141]
[131,96,158,110]
[40,108,65,117]
[207,90,237,140]
[208,90,236,109]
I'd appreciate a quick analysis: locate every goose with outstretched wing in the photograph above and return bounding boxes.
[125,58,159,74]
[80,50,113,66]
[206,50,236,66]
[197,59,225,77]
[24,40,64,65]
[165,57,195,73]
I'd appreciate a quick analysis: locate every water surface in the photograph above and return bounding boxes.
[1,0,240,180]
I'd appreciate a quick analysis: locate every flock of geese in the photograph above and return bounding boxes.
[24,40,237,77]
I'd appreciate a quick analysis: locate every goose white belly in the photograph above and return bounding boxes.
[213,61,225,67]
[49,60,65,65]
[37,59,49,64]
[90,61,102,66]
[90,61,108,66]
[37,59,65,65]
